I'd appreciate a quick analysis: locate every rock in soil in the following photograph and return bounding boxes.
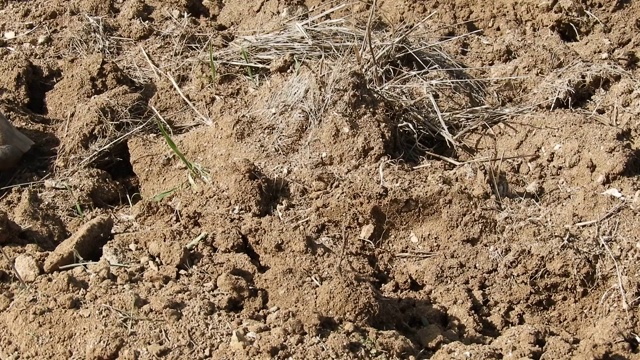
[216,272,251,310]
[0,111,34,171]
[44,215,114,272]
[14,254,40,282]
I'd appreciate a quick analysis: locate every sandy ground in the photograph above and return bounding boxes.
[1,0,640,359]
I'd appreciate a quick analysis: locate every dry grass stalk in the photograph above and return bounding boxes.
[166,73,212,126]
[598,224,630,312]
[209,4,527,160]
[139,47,211,126]
[68,15,118,56]
[534,61,630,110]
[78,117,152,168]
[59,97,150,175]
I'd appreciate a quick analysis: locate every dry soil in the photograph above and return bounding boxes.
[1,0,640,359]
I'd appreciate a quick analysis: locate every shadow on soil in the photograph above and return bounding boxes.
[0,127,59,192]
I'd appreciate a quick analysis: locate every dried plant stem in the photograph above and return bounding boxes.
[166,74,212,126]
[598,225,629,312]
[141,46,211,126]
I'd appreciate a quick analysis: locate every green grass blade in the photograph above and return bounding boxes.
[62,183,85,219]
[155,119,196,175]
[241,47,256,84]
[152,187,178,202]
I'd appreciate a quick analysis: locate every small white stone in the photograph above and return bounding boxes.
[230,330,247,350]
[525,181,541,195]
[148,260,159,271]
[359,224,375,240]
[101,244,121,264]
[245,331,258,341]
[14,254,40,283]
[44,179,67,189]
[37,35,50,45]
[602,188,624,199]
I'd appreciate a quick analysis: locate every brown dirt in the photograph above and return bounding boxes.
[1,0,640,359]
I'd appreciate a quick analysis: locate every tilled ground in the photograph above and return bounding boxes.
[1,0,640,359]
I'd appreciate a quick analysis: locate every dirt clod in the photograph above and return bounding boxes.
[216,272,251,311]
[315,276,379,324]
[44,215,114,272]
[147,240,188,268]
[85,328,124,360]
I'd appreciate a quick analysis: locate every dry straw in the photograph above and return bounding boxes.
[209,4,527,161]
[532,61,629,110]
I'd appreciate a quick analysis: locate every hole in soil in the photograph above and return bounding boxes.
[317,316,340,334]
[186,0,210,18]
[553,76,613,109]
[93,141,141,205]
[261,177,290,217]
[94,142,136,180]
[463,236,480,246]
[613,0,631,11]
[552,20,581,42]
[87,247,104,262]
[386,127,457,163]
[622,148,640,177]
[622,51,639,69]
[533,337,547,359]
[369,205,387,243]
[625,334,640,353]
[603,352,634,360]
[346,341,363,354]
[239,232,269,273]
[26,66,59,115]
[408,277,424,292]
[377,42,483,164]
[407,315,425,328]
[574,77,611,107]
[533,295,556,310]
[466,22,481,33]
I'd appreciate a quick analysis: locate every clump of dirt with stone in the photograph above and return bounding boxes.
[1,0,640,359]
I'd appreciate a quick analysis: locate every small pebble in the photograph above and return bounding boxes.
[14,254,40,283]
